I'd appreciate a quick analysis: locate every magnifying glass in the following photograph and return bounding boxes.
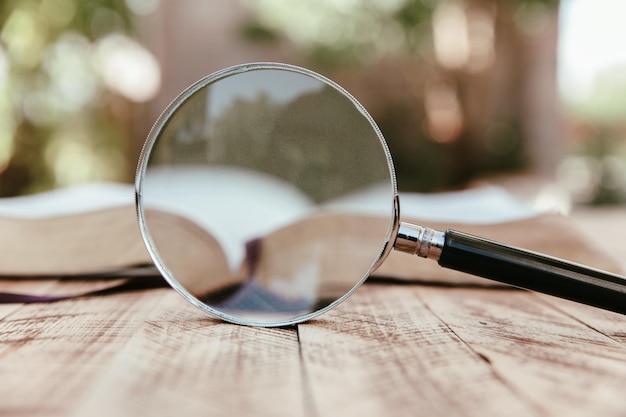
[135,62,626,327]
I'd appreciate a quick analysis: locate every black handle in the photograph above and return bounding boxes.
[438,229,626,314]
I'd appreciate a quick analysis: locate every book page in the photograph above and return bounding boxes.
[2,178,618,283]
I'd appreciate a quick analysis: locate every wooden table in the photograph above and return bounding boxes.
[1,209,626,417]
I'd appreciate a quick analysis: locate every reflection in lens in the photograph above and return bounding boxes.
[136,64,396,325]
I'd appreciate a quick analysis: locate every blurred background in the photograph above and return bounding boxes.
[1,0,625,208]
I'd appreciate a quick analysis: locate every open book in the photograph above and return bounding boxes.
[1,176,622,296]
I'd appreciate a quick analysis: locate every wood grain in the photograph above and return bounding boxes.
[0,280,58,320]
[1,208,625,417]
[4,281,626,417]
[298,284,538,417]
[0,283,164,416]
[69,291,305,417]
[535,294,626,346]
[419,286,626,417]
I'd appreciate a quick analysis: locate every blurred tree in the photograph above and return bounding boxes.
[242,0,561,192]
[0,0,159,196]
[558,67,626,205]
[557,34,626,205]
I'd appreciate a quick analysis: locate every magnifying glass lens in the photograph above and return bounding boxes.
[136,64,397,326]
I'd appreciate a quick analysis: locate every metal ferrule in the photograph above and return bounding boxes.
[394,222,445,261]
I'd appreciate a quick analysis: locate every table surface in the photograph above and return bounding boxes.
[1,208,626,417]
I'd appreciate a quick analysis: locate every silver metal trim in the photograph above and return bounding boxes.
[134,62,399,327]
[394,222,445,261]
[371,194,401,272]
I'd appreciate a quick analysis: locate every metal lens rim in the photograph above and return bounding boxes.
[134,62,400,326]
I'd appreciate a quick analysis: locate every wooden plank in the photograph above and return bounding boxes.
[535,294,626,346]
[570,207,626,271]
[69,291,306,417]
[419,286,626,417]
[0,286,164,417]
[0,277,139,335]
[0,203,622,417]
[0,280,59,320]
[298,283,540,417]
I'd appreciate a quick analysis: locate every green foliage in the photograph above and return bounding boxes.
[574,131,626,205]
[0,0,133,40]
[393,0,436,31]
[0,0,136,196]
[239,20,280,43]
[242,0,561,192]
[563,64,626,125]
[243,0,558,68]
